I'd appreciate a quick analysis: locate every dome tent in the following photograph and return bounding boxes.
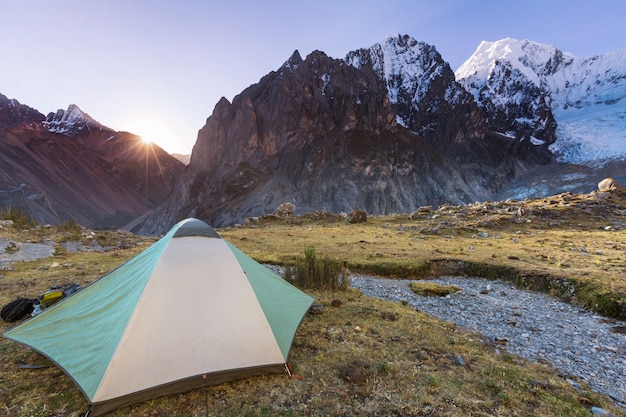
[4,218,314,416]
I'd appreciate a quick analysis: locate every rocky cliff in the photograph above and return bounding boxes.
[129,35,554,234]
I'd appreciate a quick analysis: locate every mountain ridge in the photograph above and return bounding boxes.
[0,94,185,228]
[2,34,624,234]
[129,35,560,234]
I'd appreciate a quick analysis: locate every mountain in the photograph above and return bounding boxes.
[45,104,105,135]
[129,35,553,234]
[0,94,45,128]
[171,153,191,165]
[0,93,185,228]
[5,35,623,235]
[456,38,626,166]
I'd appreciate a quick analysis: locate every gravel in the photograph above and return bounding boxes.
[350,274,626,409]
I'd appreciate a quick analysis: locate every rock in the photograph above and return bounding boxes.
[610,325,626,335]
[591,406,615,416]
[349,210,367,224]
[339,360,370,384]
[273,202,295,217]
[566,378,582,390]
[409,205,433,219]
[380,312,398,321]
[598,178,626,193]
[307,303,325,315]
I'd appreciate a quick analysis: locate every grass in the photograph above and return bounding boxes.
[0,190,625,416]
[409,281,461,297]
[283,246,350,290]
[223,191,626,320]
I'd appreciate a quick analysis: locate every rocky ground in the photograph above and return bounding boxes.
[351,274,626,411]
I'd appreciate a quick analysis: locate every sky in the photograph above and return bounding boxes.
[1,0,625,155]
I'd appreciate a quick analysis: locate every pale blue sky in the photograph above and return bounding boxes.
[1,0,625,154]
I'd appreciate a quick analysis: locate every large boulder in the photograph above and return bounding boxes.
[598,178,626,192]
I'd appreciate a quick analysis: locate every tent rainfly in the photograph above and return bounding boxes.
[4,218,314,416]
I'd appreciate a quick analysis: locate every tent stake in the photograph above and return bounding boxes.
[203,374,208,417]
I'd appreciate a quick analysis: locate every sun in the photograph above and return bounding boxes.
[122,118,176,152]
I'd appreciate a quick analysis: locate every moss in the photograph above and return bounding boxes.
[409,281,462,296]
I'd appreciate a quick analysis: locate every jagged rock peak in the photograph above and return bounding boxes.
[45,104,108,135]
[281,50,303,71]
[345,34,447,84]
[0,93,45,127]
[345,34,481,138]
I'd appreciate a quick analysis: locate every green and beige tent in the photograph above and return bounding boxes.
[4,218,314,416]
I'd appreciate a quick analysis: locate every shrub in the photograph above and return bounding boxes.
[57,219,82,233]
[1,206,36,229]
[283,246,350,290]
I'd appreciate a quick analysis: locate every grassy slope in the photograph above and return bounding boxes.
[223,190,626,320]
[0,190,624,416]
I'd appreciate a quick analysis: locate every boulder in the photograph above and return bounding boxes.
[349,210,367,224]
[273,202,296,217]
[598,178,626,192]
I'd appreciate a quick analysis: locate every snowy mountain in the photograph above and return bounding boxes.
[45,104,108,135]
[456,38,626,166]
[130,35,552,234]
[345,34,484,141]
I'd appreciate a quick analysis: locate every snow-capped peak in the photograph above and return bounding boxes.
[346,34,445,106]
[45,104,105,135]
[455,38,570,88]
[345,34,471,132]
[456,38,626,166]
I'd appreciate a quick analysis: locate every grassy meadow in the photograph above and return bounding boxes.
[0,189,624,416]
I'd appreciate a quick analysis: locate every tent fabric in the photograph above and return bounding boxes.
[4,218,314,416]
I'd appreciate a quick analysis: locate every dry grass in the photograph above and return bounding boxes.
[0,190,625,416]
[2,288,622,416]
[223,191,626,319]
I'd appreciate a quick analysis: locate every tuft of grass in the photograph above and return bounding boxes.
[409,281,462,296]
[283,246,350,290]
[0,206,36,230]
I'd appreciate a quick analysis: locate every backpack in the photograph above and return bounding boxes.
[1,298,38,322]
[31,283,81,317]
